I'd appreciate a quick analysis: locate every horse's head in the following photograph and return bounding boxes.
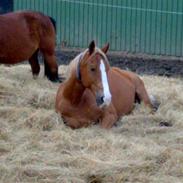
[76,41,112,107]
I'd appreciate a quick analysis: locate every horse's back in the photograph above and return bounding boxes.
[0,11,44,37]
[0,11,55,64]
[0,12,29,43]
[111,67,147,91]
[111,67,140,82]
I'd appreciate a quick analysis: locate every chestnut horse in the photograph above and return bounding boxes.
[0,10,59,82]
[55,41,155,129]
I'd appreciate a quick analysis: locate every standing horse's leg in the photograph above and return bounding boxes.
[29,50,40,78]
[41,50,59,82]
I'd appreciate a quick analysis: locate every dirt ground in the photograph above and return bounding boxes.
[56,50,183,78]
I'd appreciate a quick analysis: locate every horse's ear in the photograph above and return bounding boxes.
[101,43,109,54]
[88,40,95,55]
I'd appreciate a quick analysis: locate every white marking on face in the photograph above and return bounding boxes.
[100,59,112,106]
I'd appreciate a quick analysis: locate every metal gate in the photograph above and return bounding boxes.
[13,0,183,57]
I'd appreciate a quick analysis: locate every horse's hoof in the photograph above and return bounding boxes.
[150,95,160,112]
[52,78,61,83]
[47,75,64,83]
[33,74,38,80]
[159,121,172,127]
[53,76,64,83]
[58,76,65,82]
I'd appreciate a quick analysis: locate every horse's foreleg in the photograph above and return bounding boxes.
[100,104,118,129]
[29,50,40,78]
[64,116,91,129]
[63,117,81,129]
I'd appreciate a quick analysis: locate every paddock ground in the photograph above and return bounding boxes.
[0,53,183,182]
[56,49,183,77]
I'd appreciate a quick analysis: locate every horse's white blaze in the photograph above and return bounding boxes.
[100,59,111,106]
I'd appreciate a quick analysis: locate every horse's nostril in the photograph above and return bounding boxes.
[101,96,104,103]
[96,95,105,106]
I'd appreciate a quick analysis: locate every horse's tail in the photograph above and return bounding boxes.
[49,16,56,33]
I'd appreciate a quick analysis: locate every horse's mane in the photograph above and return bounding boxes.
[66,47,109,80]
[65,49,87,79]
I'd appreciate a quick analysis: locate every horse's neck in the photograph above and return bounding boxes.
[63,75,85,105]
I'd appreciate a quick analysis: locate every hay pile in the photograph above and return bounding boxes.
[0,64,183,183]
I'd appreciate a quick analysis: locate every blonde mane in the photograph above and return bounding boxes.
[66,47,109,80]
[65,49,87,79]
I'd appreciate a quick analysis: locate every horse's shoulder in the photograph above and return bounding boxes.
[55,83,65,107]
[56,95,71,115]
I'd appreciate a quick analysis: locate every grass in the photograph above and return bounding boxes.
[0,64,183,183]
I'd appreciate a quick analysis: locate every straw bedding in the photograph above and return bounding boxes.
[0,64,183,183]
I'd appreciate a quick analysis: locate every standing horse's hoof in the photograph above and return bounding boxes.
[58,75,65,82]
[33,74,39,80]
[46,74,64,83]
[54,75,65,83]
[49,78,60,83]
[53,79,61,83]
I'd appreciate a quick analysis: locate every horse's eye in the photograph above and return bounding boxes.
[90,68,96,72]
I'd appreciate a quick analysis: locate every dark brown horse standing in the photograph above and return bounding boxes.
[0,10,60,82]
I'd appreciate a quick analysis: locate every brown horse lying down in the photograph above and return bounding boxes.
[0,10,60,82]
[55,41,155,129]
